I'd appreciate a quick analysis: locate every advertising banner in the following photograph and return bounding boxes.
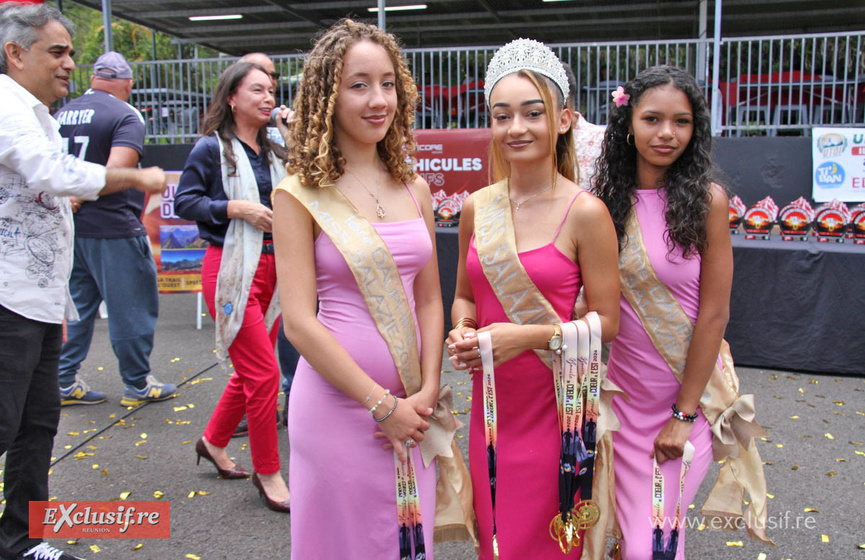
[414,128,490,195]
[141,171,206,294]
[812,127,865,202]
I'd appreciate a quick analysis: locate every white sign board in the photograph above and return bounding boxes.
[812,127,865,202]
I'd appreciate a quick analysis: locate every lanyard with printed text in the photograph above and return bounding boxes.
[395,448,426,560]
[652,441,695,560]
[478,331,499,559]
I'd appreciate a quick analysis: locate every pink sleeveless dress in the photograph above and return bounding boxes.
[466,192,584,559]
[606,188,714,560]
[287,186,437,559]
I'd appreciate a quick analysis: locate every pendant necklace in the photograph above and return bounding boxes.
[345,167,386,219]
[509,184,552,212]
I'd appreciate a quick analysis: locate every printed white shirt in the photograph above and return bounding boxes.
[0,74,106,323]
[573,112,606,191]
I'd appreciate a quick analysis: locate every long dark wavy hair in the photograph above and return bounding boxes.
[201,61,286,176]
[594,65,713,258]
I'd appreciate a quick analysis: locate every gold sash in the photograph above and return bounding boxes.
[618,209,773,545]
[473,180,623,560]
[275,175,476,546]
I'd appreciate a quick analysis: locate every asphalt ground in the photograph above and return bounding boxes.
[2,292,863,559]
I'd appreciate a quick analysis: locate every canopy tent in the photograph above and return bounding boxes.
[69,0,865,57]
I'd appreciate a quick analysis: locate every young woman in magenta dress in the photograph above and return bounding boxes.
[448,39,620,559]
[594,66,731,559]
[272,20,446,559]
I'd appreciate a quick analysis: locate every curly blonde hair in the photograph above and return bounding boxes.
[288,19,418,189]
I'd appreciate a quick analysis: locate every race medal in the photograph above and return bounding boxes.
[574,499,601,529]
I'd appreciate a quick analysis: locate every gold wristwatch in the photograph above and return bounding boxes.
[547,323,563,352]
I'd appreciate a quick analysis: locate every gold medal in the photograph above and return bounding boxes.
[573,500,601,529]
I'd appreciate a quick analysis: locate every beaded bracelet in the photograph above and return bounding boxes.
[374,395,399,423]
[454,317,478,330]
[670,403,698,423]
[368,389,391,415]
[361,382,377,406]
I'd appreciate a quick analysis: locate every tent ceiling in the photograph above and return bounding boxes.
[70,0,865,56]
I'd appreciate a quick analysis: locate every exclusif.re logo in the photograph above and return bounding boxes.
[29,501,170,539]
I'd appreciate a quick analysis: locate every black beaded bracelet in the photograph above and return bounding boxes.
[374,396,399,423]
[670,403,698,423]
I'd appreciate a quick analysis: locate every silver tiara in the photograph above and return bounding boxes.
[484,38,569,105]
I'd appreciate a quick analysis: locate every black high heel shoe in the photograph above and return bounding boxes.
[195,438,251,479]
[251,472,291,513]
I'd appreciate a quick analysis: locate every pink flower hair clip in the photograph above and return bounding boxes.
[611,86,630,108]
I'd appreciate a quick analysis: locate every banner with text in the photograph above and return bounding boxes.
[414,128,490,195]
[812,127,865,202]
[142,171,206,294]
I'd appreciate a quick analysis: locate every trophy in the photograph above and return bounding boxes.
[813,199,850,243]
[778,197,814,241]
[743,196,778,240]
[729,195,746,234]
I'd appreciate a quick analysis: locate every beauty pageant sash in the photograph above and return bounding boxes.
[473,180,623,559]
[276,175,476,549]
[618,209,772,544]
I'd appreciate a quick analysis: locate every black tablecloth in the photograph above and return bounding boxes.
[436,228,865,375]
[726,235,865,375]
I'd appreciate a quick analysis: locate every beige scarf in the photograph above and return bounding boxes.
[213,134,285,366]
[472,180,624,560]
[618,209,773,545]
[275,174,476,546]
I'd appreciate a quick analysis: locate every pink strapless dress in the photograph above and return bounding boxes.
[288,213,437,559]
[607,188,714,560]
[466,193,584,559]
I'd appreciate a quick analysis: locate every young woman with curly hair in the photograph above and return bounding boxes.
[594,65,732,559]
[272,19,447,558]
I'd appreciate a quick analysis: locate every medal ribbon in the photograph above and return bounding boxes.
[478,331,499,559]
[651,441,695,560]
[550,312,603,554]
[395,450,425,560]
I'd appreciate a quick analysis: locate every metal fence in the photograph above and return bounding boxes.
[64,31,864,144]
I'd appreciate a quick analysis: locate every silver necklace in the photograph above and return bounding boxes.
[509,185,552,212]
[344,168,386,219]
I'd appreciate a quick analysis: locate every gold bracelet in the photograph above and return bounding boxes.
[454,317,478,330]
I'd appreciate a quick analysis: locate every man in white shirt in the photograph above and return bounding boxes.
[561,62,606,190]
[0,5,166,559]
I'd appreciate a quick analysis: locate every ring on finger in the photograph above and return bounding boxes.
[405,439,413,447]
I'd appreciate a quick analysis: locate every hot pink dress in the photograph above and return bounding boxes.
[606,188,714,560]
[466,192,584,559]
[287,189,436,559]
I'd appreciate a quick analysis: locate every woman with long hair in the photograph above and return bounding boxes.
[447,39,620,559]
[272,19,453,558]
[175,61,290,512]
[594,65,750,558]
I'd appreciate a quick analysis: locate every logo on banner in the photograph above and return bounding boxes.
[816,133,846,158]
[29,501,170,539]
[814,162,845,189]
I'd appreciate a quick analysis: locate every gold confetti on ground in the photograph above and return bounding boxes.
[101,470,109,476]
[67,540,78,545]
[186,555,201,560]
[766,493,774,499]
[87,445,97,450]
[836,458,846,462]
[181,440,193,445]
[791,465,799,470]
[90,545,100,553]
[119,491,131,500]
[821,534,829,543]
[825,433,835,440]
[762,461,774,465]
[131,544,143,551]
[850,441,863,446]
[833,401,845,405]
[757,553,767,560]
[67,432,79,436]
[855,451,865,457]
[726,541,743,547]
[174,406,188,412]
[154,491,164,499]
[789,415,799,419]
[136,455,148,460]
[826,472,837,477]
[91,464,99,470]
[134,440,147,446]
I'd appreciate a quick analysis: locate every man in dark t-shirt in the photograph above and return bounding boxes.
[56,51,176,407]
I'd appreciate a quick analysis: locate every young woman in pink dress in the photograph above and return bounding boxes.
[271,20,444,559]
[448,39,620,559]
[593,66,732,559]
